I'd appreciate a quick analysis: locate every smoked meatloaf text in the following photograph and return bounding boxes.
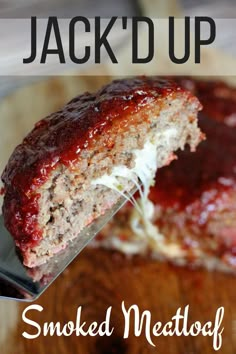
[93,78,236,273]
[1,77,202,267]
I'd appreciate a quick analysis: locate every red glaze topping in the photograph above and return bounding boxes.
[150,79,236,226]
[2,77,192,250]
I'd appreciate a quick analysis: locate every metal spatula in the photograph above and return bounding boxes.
[0,192,133,302]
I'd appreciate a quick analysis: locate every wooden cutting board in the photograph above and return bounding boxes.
[14,249,236,354]
[0,74,236,354]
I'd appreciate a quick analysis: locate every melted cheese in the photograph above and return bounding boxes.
[92,127,186,258]
[92,127,178,199]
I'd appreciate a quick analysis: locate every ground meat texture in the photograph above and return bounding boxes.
[1,77,202,267]
[94,78,236,273]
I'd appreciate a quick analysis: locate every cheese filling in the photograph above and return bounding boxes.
[92,127,186,258]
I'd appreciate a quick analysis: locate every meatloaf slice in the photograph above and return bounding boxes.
[1,77,202,267]
[93,78,236,273]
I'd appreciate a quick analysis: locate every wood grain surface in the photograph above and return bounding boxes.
[0,75,236,354]
[2,248,236,354]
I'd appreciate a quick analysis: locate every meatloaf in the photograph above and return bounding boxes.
[1,77,202,268]
[93,78,236,273]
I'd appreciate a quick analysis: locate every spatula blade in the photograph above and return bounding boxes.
[0,193,132,301]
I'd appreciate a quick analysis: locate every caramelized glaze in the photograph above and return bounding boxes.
[150,79,236,228]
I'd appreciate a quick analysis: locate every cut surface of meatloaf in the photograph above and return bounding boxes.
[1,77,202,267]
[93,78,236,273]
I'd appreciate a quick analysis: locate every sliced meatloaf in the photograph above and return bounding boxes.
[1,77,202,267]
[93,78,236,273]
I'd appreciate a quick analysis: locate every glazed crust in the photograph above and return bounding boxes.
[1,77,200,254]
